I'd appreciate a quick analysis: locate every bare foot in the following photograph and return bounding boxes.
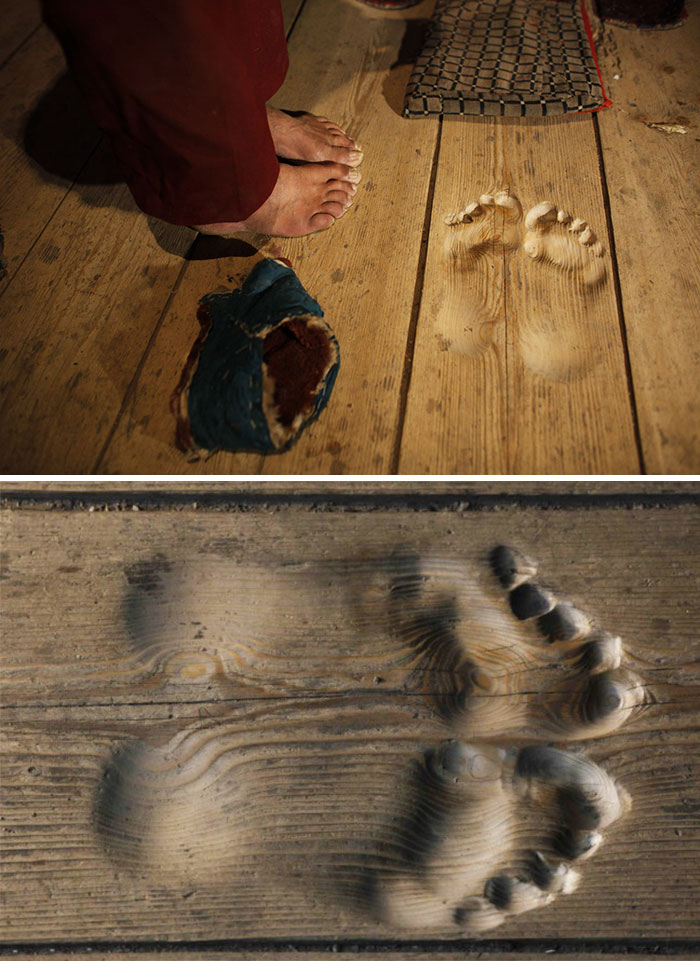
[194,161,361,238]
[266,106,363,167]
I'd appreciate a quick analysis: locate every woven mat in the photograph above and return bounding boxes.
[404,0,610,118]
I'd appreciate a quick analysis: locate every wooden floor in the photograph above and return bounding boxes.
[0,0,699,474]
[2,482,699,960]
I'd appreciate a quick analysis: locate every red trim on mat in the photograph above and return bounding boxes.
[579,0,613,112]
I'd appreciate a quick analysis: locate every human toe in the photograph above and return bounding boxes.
[326,189,354,209]
[321,200,347,219]
[326,177,356,197]
[309,212,335,231]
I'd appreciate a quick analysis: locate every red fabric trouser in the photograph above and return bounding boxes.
[42,1,289,224]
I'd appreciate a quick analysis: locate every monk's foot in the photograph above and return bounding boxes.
[266,105,363,167]
[193,161,360,238]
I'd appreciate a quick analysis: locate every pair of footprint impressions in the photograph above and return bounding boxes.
[445,189,605,287]
[100,545,645,934]
[441,189,607,374]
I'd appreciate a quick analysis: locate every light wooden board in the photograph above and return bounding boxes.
[97,0,440,474]
[594,11,700,473]
[1,501,699,943]
[2,701,699,941]
[2,505,699,707]
[398,114,639,474]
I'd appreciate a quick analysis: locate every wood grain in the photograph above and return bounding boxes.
[2,699,699,940]
[280,0,305,32]
[2,499,699,943]
[3,506,698,707]
[4,481,700,497]
[398,114,639,473]
[594,11,700,473]
[0,151,194,472]
[97,0,440,474]
[1,0,698,475]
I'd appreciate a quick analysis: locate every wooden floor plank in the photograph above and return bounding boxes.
[1,0,697,474]
[0,158,194,472]
[594,12,700,473]
[3,505,698,707]
[0,0,305,475]
[4,480,699,496]
[280,0,305,32]
[0,0,41,67]
[2,497,699,941]
[97,0,440,474]
[0,25,101,295]
[2,702,698,941]
[398,114,639,474]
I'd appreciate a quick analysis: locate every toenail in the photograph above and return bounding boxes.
[349,150,364,163]
[348,168,361,181]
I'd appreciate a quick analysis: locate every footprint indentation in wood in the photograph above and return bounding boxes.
[96,545,645,932]
[442,190,607,378]
[370,546,644,932]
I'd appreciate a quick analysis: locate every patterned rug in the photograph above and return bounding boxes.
[404,0,611,118]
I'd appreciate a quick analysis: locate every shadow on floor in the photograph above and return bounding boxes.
[382,18,431,118]
[21,71,257,261]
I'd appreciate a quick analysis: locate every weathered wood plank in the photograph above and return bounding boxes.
[0,156,194,472]
[2,498,699,941]
[398,113,639,473]
[4,481,700,497]
[595,14,700,473]
[97,0,440,474]
[2,506,698,707]
[2,700,699,940]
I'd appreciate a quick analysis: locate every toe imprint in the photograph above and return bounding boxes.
[438,189,523,357]
[100,542,645,935]
[444,189,523,258]
[523,201,606,286]
[374,545,645,933]
[439,188,608,378]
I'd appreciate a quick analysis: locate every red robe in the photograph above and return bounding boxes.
[42,0,289,224]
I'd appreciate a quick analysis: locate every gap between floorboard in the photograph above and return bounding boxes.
[2,489,699,511]
[390,116,444,474]
[592,112,645,473]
